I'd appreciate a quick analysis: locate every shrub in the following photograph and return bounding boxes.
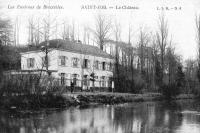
[161,83,180,99]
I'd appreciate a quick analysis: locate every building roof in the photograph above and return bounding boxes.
[105,39,134,49]
[21,39,113,59]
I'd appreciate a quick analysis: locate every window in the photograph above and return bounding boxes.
[109,62,113,71]
[72,74,78,85]
[83,75,88,86]
[83,59,89,68]
[27,58,35,68]
[59,56,67,66]
[60,73,65,85]
[72,58,79,67]
[94,61,99,69]
[102,62,106,70]
[42,56,49,67]
[101,76,106,87]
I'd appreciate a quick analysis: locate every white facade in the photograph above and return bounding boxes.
[21,48,114,89]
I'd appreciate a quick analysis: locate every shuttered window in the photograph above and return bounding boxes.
[58,56,67,66]
[72,58,79,67]
[27,58,35,68]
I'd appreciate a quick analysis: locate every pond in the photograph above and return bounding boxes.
[0,100,200,133]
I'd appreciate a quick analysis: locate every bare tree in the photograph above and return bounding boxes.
[195,14,200,82]
[138,27,149,75]
[70,20,75,41]
[34,18,42,46]
[156,14,169,82]
[128,23,132,45]
[28,17,35,45]
[83,25,90,45]
[112,20,121,92]
[13,17,20,46]
[93,14,112,50]
[113,20,121,42]
[185,59,197,91]
[0,18,11,46]
[165,44,177,85]
[61,19,70,40]
[196,14,200,61]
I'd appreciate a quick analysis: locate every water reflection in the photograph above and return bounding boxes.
[0,100,200,133]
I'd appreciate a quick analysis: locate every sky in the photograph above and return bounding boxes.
[0,0,200,60]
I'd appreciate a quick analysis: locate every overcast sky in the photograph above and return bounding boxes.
[1,0,200,60]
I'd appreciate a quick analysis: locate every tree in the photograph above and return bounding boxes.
[93,14,111,50]
[0,18,12,77]
[70,20,75,41]
[62,20,70,40]
[138,27,149,76]
[112,20,121,92]
[155,57,162,87]
[156,14,169,83]
[195,14,200,83]
[13,17,20,46]
[83,25,90,45]
[175,64,185,93]
[185,59,196,91]
[165,45,178,85]
[0,18,11,46]
[28,17,36,45]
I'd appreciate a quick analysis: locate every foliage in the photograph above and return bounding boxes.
[161,83,178,99]
[155,58,162,87]
[197,63,200,83]
[161,65,185,99]
[175,64,185,89]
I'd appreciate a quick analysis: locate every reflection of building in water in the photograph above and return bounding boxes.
[164,111,170,125]
[2,101,200,133]
[176,113,200,133]
[132,119,142,133]
[62,107,115,133]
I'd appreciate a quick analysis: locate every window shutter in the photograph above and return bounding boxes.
[27,59,30,68]
[78,58,80,67]
[33,58,35,67]
[71,58,74,67]
[99,62,102,70]
[88,60,90,68]
[65,56,68,66]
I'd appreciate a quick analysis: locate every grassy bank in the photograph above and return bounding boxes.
[0,92,196,111]
[64,92,196,105]
[0,94,79,111]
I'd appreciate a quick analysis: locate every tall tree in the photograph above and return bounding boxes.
[138,27,149,76]
[0,18,11,46]
[156,14,169,83]
[165,45,178,85]
[195,14,200,83]
[113,20,122,91]
[175,64,185,92]
[93,14,111,50]
[70,20,75,42]
[62,19,70,40]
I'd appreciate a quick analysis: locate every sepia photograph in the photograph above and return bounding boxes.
[0,0,200,132]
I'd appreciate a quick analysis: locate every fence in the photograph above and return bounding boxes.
[0,74,113,95]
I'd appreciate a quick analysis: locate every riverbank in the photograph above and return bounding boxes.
[0,92,196,111]
[65,92,196,105]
